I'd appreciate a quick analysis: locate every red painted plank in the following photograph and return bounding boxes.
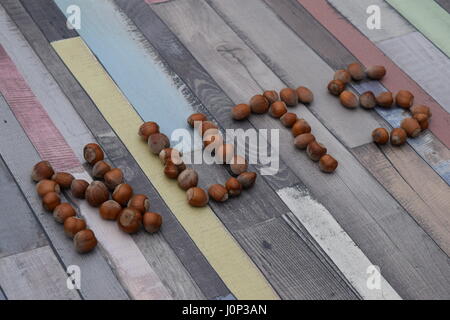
[298,0,450,148]
[0,45,80,172]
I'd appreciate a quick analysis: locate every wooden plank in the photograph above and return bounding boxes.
[436,0,450,13]
[152,0,450,299]
[0,287,6,300]
[7,0,230,300]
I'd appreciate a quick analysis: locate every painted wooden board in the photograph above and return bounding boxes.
[152,0,450,299]
[7,0,231,300]
[0,246,80,300]
[436,0,450,13]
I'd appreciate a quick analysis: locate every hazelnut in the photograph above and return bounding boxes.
[36,179,60,198]
[208,184,229,202]
[269,101,288,118]
[230,155,248,176]
[159,148,183,166]
[395,90,414,109]
[148,133,170,155]
[347,63,365,81]
[237,172,257,189]
[280,88,298,107]
[319,155,338,173]
[359,91,377,109]
[413,113,429,130]
[198,121,219,137]
[390,128,407,146]
[263,90,279,104]
[85,181,110,207]
[176,161,187,173]
[401,118,422,138]
[411,105,432,118]
[294,133,316,149]
[99,200,122,220]
[225,177,242,197]
[203,132,223,148]
[104,168,124,190]
[232,104,251,120]
[186,187,209,207]
[306,141,327,161]
[92,161,112,179]
[83,143,104,165]
[249,95,270,114]
[372,128,389,145]
[164,161,180,179]
[292,119,311,137]
[127,195,150,214]
[339,91,359,109]
[367,65,386,80]
[376,92,394,108]
[177,169,199,190]
[280,113,298,128]
[334,69,351,84]
[31,161,54,182]
[118,208,142,233]
[327,80,346,96]
[53,203,76,224]
[74,229,97,254]
[70,179,89,199]
[143,212,163,233]
[51,172,74,189]
[42,192,61,211]
[112,183,133,206]
[296,87,314,104]
[215,144,234,164]
[138,122,160,141]
[188,113,208,128]
[64,217,86,238]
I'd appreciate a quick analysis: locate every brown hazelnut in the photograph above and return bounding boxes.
[292,119,311,137]
[401,118,422,138]
[177,169,199,190]
[186,187,209,207]
[118,208,142,233]
[327,80,346,96]
[127,195,150,214]
[198,121,219,137]
[232,104,251,120]
[390,128,407,146]
[269,101,288,118]
[347,63,365,81]
[148,133,170,155]
[112,183,133,206]
[188,113,208,128]
[319,155,338,173]
[237,172,257,189]
[296,87,314,104]
[249,95,270,114]
[339,91,359,109]
[138,122,160,141]
[53,203,76,224]
[215,144,234,164]
[225,177,242,197]
[159,148,183,165]
[395,90,414,109]
[104,168,124,190]
[280,88,298,107]
[70,179,89,199]
[64,217,87,238]
[334,69,351,84]
[51,172,74,189]
[359,91,377,109]
[372,128,390,145]
[83,143,104,165]
[280,112,298,128]
[294,133,316,150]
[31,161,54,182]
[36,179,60,198]
[208,184,229,202]
[99,200,122,220]
[306,141,327,161]
[74,229,97,254]
[42,192,61,211]
[230,155,248,176]
[176,161,186,173]
[92,161,112,179]
[411,105,432,118]
[413,113,429,130]
[376,92,394,108]
[203,132,223,148]
[164,161,180,179]
[143,212,163,233]
[263,90,279,104]
[85,181,109,207]
[367,65,386,80]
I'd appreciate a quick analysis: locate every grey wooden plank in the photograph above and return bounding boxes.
[5,0,230,300]
[0,287,6,299]
[436,0,450,13]
[0,246,80,300]
[152,0,450,299]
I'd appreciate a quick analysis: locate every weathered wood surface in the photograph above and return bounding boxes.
[0,246,80,300]
[436,0,450,13]
[7,0,231,300]
[152,0,450,299]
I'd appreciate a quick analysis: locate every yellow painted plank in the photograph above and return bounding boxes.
[52,37,278,300]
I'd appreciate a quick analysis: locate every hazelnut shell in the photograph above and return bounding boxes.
[186,187,209,207]
[319,155,338,173]
[372,128,390,145]
[334,69,351,84]
[127,195,150,214]
[85,181,110,207]
[395,90,414,109]
[296,87,314,104]
[263,90,279,104]
[71,179,89,199]
[118,208,143,234]
[31,161,54,182]
[92,161,112,179]
[376,92,394,108]
[328,80,345,96]
[230,155,248,176]
[51,172,74,189]
[249,95,270,114]
[64,217,87,238]
[280,113,298,128]
[148,133,170,155]
[294,133,316,150]
[390,128,407,146]
[83,143,104,165]
[367,65,386,80]
[232,104,251,121]
[42,192,61,211]
[99,200,122,220]
[74,229,97,254]
[53,203,76,224]
[112,183,133,206]
[359,91,377,109]
[208,184,229,202]
[269,101,288,118]
[225,177,242,197]
[306,141,327,161]
[36,179,60,198]
[143,212,163,233]
[280,88,298,107]
[339,91,359,109]
[347,63,365,81]
[138,122,160,141]
[188,113,208,128]
[237,172,257,190]
[177,169,199,191]
[292,119,311,137]
[401,118,422,138]
[104,168,124,190]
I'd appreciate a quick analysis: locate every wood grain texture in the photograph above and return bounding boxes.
[152,0,450,299]
[0,246,80,300]
[436,0,450,13]
[6,0,230,300]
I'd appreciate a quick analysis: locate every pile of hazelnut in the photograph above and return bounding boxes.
[231,88,338,173]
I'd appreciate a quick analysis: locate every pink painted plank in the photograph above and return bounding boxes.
[0,45,80,172]
[298,0,450,148]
